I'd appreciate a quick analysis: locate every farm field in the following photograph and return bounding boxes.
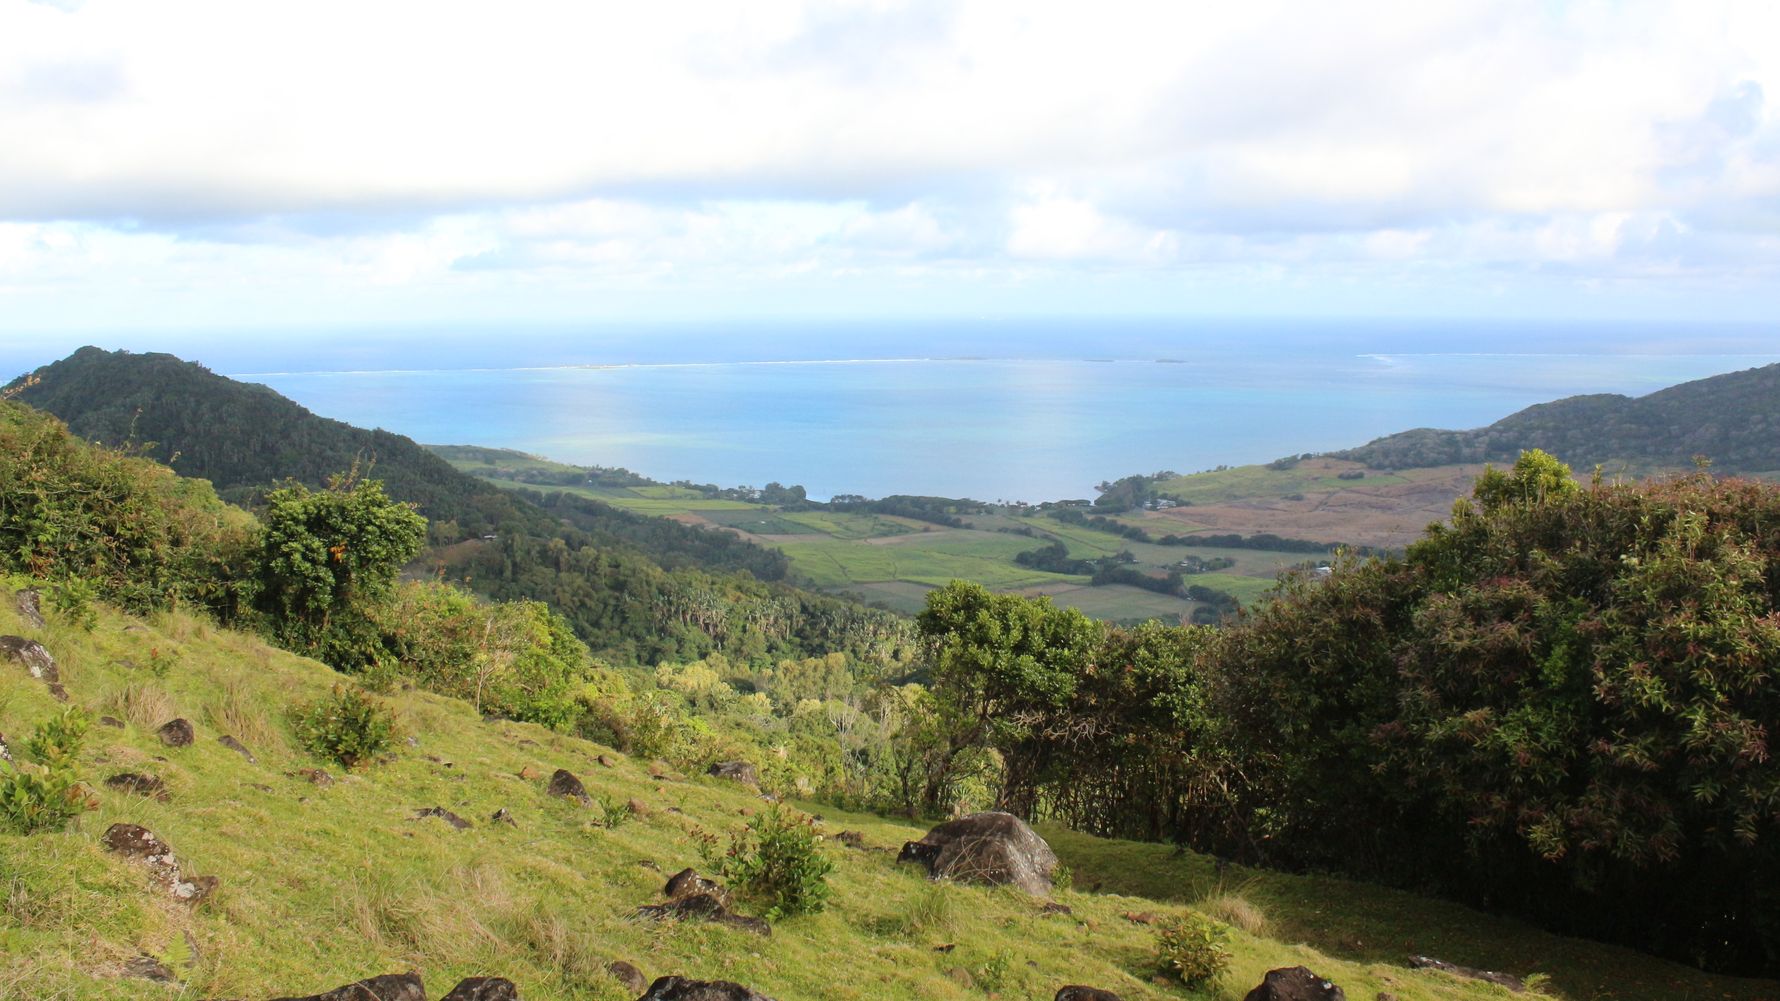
[433,446,1484,622]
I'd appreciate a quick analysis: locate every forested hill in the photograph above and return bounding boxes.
[8,346,785,581]
[1333,362,1780,473]
[7,348,918,668]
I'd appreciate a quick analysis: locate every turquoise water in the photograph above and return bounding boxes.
[236,334,1780,501]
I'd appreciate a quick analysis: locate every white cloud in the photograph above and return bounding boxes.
[0,0,1775,328]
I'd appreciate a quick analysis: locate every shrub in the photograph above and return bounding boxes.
[256,474,425,670]
[0,401,256,615]
[293,685,398,768]
[711,807,834,920]
[594,795,634,830]
[1154,912,1231,986]
[0,708,94,835]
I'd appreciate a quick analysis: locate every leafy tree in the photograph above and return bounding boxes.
[257,473,425,667]
[915,581,1102,813]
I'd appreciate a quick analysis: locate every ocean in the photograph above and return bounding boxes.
[209,318,1780,502]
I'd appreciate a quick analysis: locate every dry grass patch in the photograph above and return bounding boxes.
[204,677,276,748]
[1200,892,1268,936]
[102,682,178,730]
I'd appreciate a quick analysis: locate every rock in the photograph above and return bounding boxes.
[267,972,427,1001]
[546,768,590,804]
[648,760,673,780]
[1,635,67,701]
[1242,966,1346,1001]
[1122,911,1158,925]
[518,765,542,781]
[665,867,728,903]
[897,811,1059,896]
[707,761,757,784]
[1056,988,1123,1001]
[218,735,257,763]
[1040,901,1074,915]
[293,768,335,786]
[439,977,519,1001]
[607,961,648,995]
[100,715,126,728]
[15,589,45,629]
[414,806,472,830]
[627,797,651,817]
[105,772,170,801]
[946,968,974,989]
[637,893,769,936]
[491,807,517,826]
[834,830,865,848]
[157,718,195,747]
[1407,957,1524,992]
[123,954,177,982]
[638,976,778,1001]
[596,754,615,768]
[100,823,217,903]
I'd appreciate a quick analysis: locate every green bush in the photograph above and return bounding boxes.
[1154,912,1231,986]
[711,807,834,920]
[292,686,398,769]
[0,401,256,615]
[0,708,93,835]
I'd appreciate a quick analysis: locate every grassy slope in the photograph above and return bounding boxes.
[5,592,1775,1001]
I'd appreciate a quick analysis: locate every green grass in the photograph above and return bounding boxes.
[777,533,1084,591]
[777,511,918,541]
[3,589,1772,1000]
[1032,584,1199,622]
[1153,463,1412,505]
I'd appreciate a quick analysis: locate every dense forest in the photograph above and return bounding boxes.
[6,348,911,668]
[1333,361,1780,473]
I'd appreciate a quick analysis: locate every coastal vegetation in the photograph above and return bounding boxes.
[7,369,1780,995]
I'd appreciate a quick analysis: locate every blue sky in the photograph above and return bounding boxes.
[1,0,1777,351]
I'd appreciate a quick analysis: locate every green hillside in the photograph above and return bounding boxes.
[1333,362,1780,473]
[4,588,1772,1001]
[4,354,925,670]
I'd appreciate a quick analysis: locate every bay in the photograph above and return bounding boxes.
[234,324,1780,502]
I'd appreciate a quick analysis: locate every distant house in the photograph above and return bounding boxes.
[1311,565,1333,579]
[481,534,499,542]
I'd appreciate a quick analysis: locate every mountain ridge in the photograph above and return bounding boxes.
[1331,362,1780,473]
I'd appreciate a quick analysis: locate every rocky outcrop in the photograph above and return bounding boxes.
[607,961,648,995]
[439,977,519,1001]
[1055,988,1123,1001]
[157,718,195,747]
[123,955,177,982]
[547,768,590,804]
[1,635,67,701]
[100,823,218,903]
[897,811,1058,896]
[638,977,778,1001]
[104,772,169,801]
[267,971,427,1001]
[1408,956,1524,992]
[664,868,729,906]
[638,892,770,936]
[14,589,45,629]
[218,735,257,763]
[707,761,758,785]
[414,807,472,830]
[1241,967,1346,1001]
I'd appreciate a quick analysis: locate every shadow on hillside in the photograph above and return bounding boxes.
[1041,825,1780,1001]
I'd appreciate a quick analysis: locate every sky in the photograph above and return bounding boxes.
[1,0,1778,353]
